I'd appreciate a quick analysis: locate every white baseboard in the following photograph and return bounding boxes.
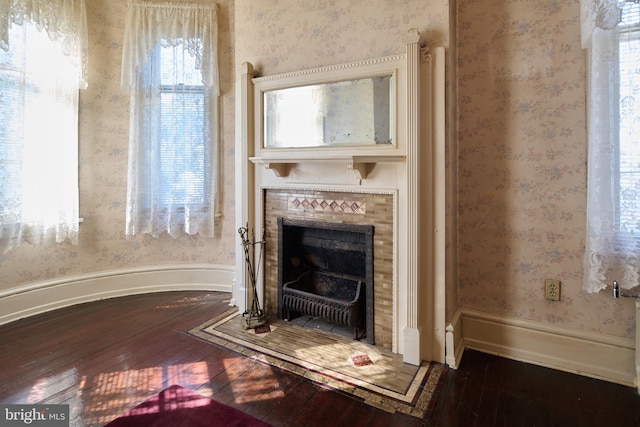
[446,308,636,387]
[445,308,464,368]
[0,264,235,326]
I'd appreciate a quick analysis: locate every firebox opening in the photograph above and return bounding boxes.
[277,217,374,344]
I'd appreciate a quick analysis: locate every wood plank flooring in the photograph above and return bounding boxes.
[0,291,639,426]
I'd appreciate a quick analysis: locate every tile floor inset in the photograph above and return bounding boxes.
[205,311,421,396]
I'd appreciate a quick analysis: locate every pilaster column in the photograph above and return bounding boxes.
[234,62,257,311]
[403,29,422,365]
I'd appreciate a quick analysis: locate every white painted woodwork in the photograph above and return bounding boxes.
[234,62,257,311]
[236,30,448,365]
[445,307,637,387]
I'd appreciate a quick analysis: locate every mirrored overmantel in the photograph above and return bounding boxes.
[264,75,393,148]
[250,54,408,177]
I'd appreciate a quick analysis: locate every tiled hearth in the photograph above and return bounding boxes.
[263,188,395,350]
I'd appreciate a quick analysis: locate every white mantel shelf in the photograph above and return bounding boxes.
[249,154,406,179]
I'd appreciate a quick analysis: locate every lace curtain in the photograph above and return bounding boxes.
[121,1,218,93]
[122,2,219,239]
[582,0,640,292]
[0,0,88,88]
[0,0,86,253]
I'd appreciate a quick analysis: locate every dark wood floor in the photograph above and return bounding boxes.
[0,291,638,426]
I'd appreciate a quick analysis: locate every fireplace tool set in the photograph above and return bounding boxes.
[238,224,267,329]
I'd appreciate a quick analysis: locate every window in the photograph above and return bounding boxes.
[136,44,211,212]
[122,2,219,239]
[158,46,208,209]
[583,0,640,293]
[0,0,87,254]
[616,4,640,241]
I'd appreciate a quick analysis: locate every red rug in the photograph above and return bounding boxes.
[105,385,272,427]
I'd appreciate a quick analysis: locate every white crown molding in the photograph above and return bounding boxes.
[251,53,407,84]
[448,308,637,387]
[0,264,234,326]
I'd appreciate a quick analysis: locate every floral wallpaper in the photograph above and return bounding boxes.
[457,0,636,339]
[0,0,635,347]
[237,0,636,342]
[234,0,450,76]
[0,0,236,290]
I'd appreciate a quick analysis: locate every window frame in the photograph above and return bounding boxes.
[0,21,80,229]
[614,4,640,240]
[138,43,212,216]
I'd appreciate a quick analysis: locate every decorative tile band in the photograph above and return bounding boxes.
[288,197,366,215]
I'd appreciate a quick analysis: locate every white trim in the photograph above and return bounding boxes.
[252,53,406,84]
[445,308,464,369]
[449,308,637,386]
[0,264,234,326]
[402,28,421,365]
[235,61,257,314]
[636,301,640,391]
[428,46,447,364]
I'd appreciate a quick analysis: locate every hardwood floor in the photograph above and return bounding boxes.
[0,291,638,426]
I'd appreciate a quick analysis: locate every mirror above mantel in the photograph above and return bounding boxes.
[249,52,409,178]
[264,75,394,148]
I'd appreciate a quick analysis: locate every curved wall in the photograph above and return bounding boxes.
[0,0,237,308]
[0,265,234,326]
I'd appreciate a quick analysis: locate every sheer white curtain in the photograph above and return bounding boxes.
[0,0,88,88]
[0,0,87,253]
[121,2,219,239]
[582,0,640,293]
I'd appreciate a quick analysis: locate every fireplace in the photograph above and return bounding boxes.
[277,218,374,344]
[237,39,447,364]
[262,189,394,350]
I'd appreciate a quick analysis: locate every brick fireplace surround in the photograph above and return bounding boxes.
[263,189,395,350]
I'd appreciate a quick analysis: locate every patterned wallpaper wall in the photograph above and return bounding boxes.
[457,0,636,339]
[1,0,635,345]
[234,0,450,76]
[236,0,636,341]
[0,0,236,290]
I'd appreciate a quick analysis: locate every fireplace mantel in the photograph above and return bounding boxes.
[235,30,446,366]
[249,154,405,179]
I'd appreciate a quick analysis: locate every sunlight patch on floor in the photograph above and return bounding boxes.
[64,362,211,425]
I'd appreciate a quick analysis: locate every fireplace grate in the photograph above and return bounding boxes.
[282,271,364,339]
[278,217,374,344]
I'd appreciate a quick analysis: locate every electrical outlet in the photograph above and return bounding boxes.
[545,279,561,301]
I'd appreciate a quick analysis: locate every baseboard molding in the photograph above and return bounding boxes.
[448,308,636,387]
[445,308,464,369]
[0,264,235,326]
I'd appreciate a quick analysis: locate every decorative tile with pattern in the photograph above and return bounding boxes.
[288,197,366,214]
